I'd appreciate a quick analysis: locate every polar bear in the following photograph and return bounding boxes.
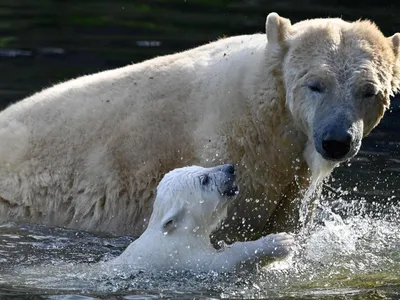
[106,164,295,273]
[0,13,398,242]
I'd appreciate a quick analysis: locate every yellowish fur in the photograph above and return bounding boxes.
[0,13,398,241]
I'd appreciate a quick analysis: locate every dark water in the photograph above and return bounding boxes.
[0,1,399,299]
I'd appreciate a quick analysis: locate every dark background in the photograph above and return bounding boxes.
[0,0,398,207]
[0,0,398,108]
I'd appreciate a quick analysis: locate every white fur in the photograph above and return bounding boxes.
[106,165,295,273]
[0,13,398,239]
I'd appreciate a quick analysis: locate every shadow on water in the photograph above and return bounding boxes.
[0,1,399,299]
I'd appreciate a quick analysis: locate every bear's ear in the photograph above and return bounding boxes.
[388,33,400,58]
[161,206,185,234]
[265,12,292,45]
[388,33,400,94]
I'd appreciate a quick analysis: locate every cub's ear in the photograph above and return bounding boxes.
[388,33,400,94]
[265,12,292,45]
[161,206,185,234]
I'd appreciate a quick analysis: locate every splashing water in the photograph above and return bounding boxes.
[1,199,398,299]
[0,154,399,299]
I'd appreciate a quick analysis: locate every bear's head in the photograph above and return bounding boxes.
[265,13,399,171]
[148,164,239,237]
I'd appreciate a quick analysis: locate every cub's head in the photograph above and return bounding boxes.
[265,13,399,171]
[149,164,239,236]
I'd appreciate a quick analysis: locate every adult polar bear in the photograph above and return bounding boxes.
[0,13,399,241]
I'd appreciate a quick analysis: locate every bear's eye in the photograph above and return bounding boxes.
[200,174,209,186]
[307,81,325,93]
[362,85,378,98]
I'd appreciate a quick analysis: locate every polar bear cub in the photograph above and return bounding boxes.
[107,164,295,273]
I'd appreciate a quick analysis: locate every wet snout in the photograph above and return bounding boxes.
[216,164,239,197]
[219,164,235,175]
[321,125,353,160]
[314,114,362,162]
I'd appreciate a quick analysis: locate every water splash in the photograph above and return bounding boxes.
[0,161,399,299]
[1,198,398,299]
[299,140,337,229]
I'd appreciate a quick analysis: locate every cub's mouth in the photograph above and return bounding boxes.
[222,174,239,197]
[224,183,239,197]
[217,163,239,197]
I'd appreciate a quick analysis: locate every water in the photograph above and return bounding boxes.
[0,150,399,299]
[0,1,399,299]
[0,196,399,299]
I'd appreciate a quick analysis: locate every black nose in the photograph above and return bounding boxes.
[221,164,235,174]
[322,132,352,159]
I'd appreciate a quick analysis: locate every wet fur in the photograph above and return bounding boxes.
[0,13,398,241]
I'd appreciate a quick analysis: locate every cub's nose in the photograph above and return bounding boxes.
[220,164,235,174]
[322,132,352,160]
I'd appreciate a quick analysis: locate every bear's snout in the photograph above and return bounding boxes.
[315,121,362,162]
[220,164,235,175]
[321,129,353,160]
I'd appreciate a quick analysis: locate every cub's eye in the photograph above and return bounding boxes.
[200,174,209,186]
[307,81,325,93]
[362,85,378,98]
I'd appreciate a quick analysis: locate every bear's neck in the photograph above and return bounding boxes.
[213,47,312,240]
[224,47,309,185]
